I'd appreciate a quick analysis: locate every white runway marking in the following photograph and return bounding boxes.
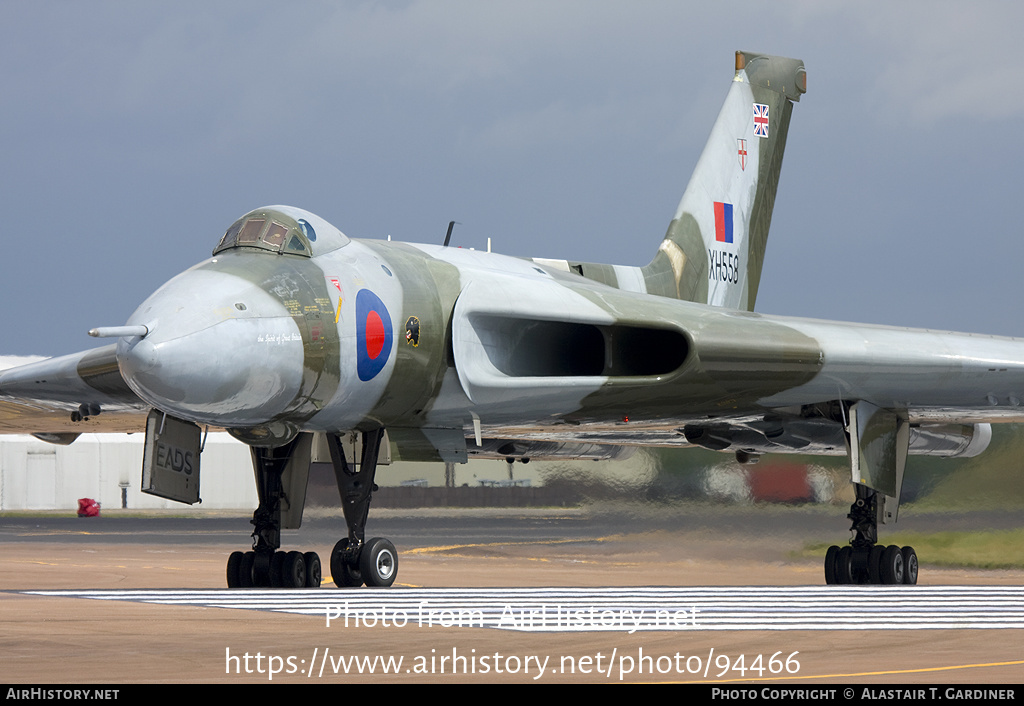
[24,586,1024,632]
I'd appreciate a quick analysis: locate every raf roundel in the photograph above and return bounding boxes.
[355,289,394,381]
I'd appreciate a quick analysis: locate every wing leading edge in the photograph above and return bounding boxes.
[0,344,149,437]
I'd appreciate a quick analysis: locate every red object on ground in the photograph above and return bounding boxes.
[77,498,100,517]
[748,464,812,502]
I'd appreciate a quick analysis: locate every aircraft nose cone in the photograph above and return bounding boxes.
[116,267,306,426]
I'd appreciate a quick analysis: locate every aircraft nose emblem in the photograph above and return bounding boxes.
[405,316,420,347]
[356,289,393,381]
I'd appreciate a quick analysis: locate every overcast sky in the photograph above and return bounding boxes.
[1,1,1021,357]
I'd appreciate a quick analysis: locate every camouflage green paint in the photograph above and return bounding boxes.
[563,282,824,422]
[565,262,618,289]
[360,241,462,429]
[387,426,467,463]
[77,344,135,398]
[642,213,709,302]
[851,402,908,499]
[741,51,807,103]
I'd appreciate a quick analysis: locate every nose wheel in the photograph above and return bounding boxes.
[330,538,364,587]
[361,537,398,587]
[330,536,398,587]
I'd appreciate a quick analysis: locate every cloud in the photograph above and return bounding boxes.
[851,2,1024,123]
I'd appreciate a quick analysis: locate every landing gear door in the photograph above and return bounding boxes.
[848,401,908,524]
[142,409,201,505]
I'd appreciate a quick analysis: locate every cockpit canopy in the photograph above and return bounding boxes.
[213,206,350,258]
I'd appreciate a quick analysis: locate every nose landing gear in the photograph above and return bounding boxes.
[326,429,399,588]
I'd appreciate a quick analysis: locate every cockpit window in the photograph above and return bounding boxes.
[220,220,243,249]
[237,218,265,244]
[263,222,288,247]
[213,211,314,258]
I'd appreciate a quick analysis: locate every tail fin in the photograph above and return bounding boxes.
[642,51,805,310]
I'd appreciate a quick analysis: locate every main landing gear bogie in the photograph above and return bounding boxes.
[824,544,918,585]
[226,549,321,588]
[823,485,920,586]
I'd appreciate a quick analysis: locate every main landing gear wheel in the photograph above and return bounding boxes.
[361,537,398,587]
[867,545,885,585]
[239,551,256,588]
[880,544,904,585]
[822,544,918,585]
[823,545,839,584]
[901,546,918,585]
[304,551,322,588]
[835,546,854,584]
[281,551,307,589]
[270,552,286,588]
[225,548,320,588]
[227,551,244,588]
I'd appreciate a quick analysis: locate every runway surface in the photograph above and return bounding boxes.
[2,507,1024,684]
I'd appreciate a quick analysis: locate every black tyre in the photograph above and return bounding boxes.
[270,552,285,588]
[851,547,870,584]
[331,538,363,588]
[304,551,322,588]
[835,546,853,585]
[867,545,885,585]
[880,545,904,585]
[281,551,306,589]
[252,551,272,587]
[239,551,256,588]
[360,537,398,588]
[824,545,839,585]
[901,546,918,585]
[226,551,244,588]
